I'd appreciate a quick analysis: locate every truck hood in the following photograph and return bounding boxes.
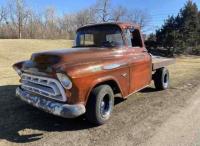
[31,47,115,65]
[25,47,126,76]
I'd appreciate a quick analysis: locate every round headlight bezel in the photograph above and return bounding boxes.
[56,73,72,89]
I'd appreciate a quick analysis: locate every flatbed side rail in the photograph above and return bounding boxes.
[152,56,176,71]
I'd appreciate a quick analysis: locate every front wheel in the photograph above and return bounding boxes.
[86,85,114,125]
[154,67,169,90]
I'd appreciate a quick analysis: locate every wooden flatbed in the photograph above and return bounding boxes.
[152,56,176,70]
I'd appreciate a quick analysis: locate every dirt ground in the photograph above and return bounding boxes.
[141,87,200,146]
[0,40,200,146]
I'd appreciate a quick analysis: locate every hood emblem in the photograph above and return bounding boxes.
[121,73,127,78]
[29,68,39,72]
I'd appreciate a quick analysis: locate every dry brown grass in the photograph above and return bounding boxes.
[169,57,200,86]
[0,39,73,85]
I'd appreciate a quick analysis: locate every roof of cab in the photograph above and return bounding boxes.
[77,22,141,31]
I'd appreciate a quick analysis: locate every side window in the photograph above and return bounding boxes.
[124,29,132,47]
[130,29,143,48]
[106,33,123,46]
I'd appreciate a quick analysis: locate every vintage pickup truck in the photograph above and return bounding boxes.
[13,22,175,125]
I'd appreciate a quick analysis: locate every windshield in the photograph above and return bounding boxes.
[75,25,124,48]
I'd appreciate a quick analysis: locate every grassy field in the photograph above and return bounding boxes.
[0,39,200,146]
[0,39,73,85]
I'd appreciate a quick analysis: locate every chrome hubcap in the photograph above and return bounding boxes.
[163,73,169,87]
[100,94,111,117]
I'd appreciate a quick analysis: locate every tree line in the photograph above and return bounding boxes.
[146,0,200,55]
[0,0,150,39]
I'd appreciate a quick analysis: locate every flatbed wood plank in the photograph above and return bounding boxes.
[152,56,176,70]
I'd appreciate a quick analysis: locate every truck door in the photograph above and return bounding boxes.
[125,28,152,93]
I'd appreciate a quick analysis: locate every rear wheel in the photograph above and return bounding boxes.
[154,67,169,90]
[86,85,114,125]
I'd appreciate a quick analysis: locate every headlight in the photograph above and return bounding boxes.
[56,73,72,89]
[13,66,22,76]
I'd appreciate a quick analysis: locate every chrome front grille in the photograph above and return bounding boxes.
[21,73,67,102]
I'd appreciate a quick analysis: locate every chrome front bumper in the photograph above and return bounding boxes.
[16,87,86,118]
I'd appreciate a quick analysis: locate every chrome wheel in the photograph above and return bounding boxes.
[163,73,169,88]
[100,94,111,118]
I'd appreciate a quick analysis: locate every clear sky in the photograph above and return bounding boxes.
[0,0,200,33]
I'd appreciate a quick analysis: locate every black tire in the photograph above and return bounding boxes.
[86,85,114,125]
[154,67,169,90]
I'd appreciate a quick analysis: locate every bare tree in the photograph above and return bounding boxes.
[59,7,97,39]
[125,9,151,29]
[111,6,127,22]
[8,0,29,38]
[26,10,36,38]
[76,10,91,27]
[0,0,152,39]
[95,0,112,22]
[94,0,150,29]
[25,9,42,38]
[43,6,59,39]
[75,7,96,27]
[0,6,7,24]
[59,14,77,39]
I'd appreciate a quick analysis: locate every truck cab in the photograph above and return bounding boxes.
[13,22,175,125]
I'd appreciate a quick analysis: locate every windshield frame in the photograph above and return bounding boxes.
[74,24,125,48]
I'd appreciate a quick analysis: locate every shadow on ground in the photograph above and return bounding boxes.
[140,87,157,93]
[0,85,96,144]
[0,85,152,144]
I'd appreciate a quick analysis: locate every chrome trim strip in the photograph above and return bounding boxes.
[23,69,50,76]
[103,64,121,70]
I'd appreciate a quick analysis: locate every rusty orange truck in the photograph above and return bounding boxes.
[13,22,175,125]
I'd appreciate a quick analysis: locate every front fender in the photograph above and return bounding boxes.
[68,65,130,105]
[86,75,124,101]
[13,61,26,70]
